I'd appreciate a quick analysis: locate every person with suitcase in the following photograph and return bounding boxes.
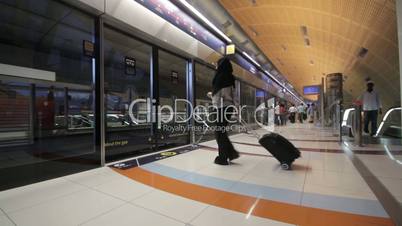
[211,57,240,165]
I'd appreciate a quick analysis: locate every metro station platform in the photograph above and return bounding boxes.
[1,123,400,226]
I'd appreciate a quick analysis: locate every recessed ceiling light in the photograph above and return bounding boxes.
[358,47,368,58]
[249,26,259,36]
[304,38,310,47]
[300,26,308,37]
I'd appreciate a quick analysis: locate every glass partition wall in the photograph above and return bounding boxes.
[0,0,269,190]
[103,26,153,162]
[194,62,216,143]
[0,0,98,190]
[157,50,189,148]
[240,82,257,125]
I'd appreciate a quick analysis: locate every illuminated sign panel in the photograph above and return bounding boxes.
[225,44,235,55]
[135,0,225,52]
[303,85,320,95]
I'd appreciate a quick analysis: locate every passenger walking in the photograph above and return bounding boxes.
[359,81,382,136]
[307,104,314,123]
[279,103,287,125]
[297,103,305,123]
[274,102,280,126]
[288,104,297,123]
[211,57,240,165]
[313,103,318,123]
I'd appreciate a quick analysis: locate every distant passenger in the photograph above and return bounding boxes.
[279,103,287,125]
[288,104,297,123]
[274,102,280,125]
[359,81,382,136]
[211,57,240,165]
[307,103,315,123]
[307,103,317,123]
[297,103,305,123]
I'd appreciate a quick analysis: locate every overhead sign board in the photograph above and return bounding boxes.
[303,85,320,95]
[225,44,235,55]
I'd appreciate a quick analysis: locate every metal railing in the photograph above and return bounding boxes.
[323,99,343,141]
[375,107,401,138]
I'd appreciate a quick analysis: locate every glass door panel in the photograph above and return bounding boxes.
[104,27,152,162]
[194,62,215,143]
[158,50,189,148]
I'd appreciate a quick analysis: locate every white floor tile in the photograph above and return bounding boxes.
[217,155,264,175]
[8,189,124,226]
[190,205,294,226]
[65,167,123,188]
[303,183,377,200]
[93,176,154,201]
[0,215,15,226]
[0,178,86,213]
[132,189,208,223]
[157,152,211,172]
[81,203,185,226]
[241,164,306,191]
[305,170,371,193]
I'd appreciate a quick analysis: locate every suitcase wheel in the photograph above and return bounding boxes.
[281,163,290,170]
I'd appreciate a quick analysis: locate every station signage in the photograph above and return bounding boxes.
[125,57,136,75]
[303,85,320,95]
[82,40,94,57]
[226,44,235,55]
[171,71,179,84]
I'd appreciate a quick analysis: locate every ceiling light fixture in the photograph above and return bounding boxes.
[300,26,310,47]
[264,70,303,103]
[358,47,368,58]
[249,26,259,36]
[242,51,261,67]
[300,26,308,37]
[176,0,232,43]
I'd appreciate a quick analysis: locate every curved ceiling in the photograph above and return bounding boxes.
[219,0,400,108]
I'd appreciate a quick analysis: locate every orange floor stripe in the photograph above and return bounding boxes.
[113,167,395,226]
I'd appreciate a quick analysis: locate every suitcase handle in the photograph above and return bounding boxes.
[239,118,262,140]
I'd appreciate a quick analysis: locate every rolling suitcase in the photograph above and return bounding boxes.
[240,119,300,170]
[289,113,296,123]
[258,133,300,170]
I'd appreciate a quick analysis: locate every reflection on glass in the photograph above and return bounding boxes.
[256,89,267,125]
[0,0,97,190]
[104,27,153,161]
[194,63,215,143]
[241,82,256,124]
[158,50,188,146]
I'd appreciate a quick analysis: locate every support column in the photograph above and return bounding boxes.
[94,17,105,166]
[397,0,402,133]
[150,47,159,149]
[186,60,195,145]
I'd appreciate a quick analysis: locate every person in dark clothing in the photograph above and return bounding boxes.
[211,57,240,165]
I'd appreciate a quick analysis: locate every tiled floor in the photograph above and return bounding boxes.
[0,123,400,226]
